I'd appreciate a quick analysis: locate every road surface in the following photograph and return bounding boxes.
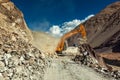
[44,56,113,80]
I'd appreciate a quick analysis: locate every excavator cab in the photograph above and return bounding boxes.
[56,24,87,53]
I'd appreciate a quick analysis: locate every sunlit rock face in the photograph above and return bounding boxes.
[0,0,9,3]
[0,1,47,80]
[0,0,33,43]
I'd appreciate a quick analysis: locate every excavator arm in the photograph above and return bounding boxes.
[56,24,87,52]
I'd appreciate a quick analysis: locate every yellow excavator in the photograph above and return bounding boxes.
[56,24,87,53]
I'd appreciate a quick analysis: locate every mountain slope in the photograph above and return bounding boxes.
[67,1,120,53]
[0,1,46,80]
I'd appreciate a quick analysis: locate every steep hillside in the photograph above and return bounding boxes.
[67,1,120,53]
[0,0,33,43]
[0,0,46,80]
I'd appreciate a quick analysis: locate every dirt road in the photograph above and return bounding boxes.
[44,56,113,80]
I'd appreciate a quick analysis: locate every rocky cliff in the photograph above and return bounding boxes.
[67,1,120,53]
[0,0,47,80]
[0,0,33,43]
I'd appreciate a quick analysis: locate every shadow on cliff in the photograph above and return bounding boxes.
[112,40,120,53]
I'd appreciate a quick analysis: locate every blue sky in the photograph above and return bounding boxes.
[11,0,118,31]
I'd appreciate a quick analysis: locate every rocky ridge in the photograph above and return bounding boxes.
[0,0,33,43]
[0,0,47,80]
[67,1,120,53]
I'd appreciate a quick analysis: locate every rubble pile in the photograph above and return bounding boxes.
[0,1,48,80]
[67,2,120,79]
[73,44,120,80]
[0,31,47,80]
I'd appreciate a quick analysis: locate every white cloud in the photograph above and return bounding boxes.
[48,14,94,37]
[61,19,81,34]
[49,25,62,36]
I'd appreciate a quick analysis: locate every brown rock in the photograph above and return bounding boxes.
[0,61,5,67]
[0,0,47,80]
[0,0,9,3]
[1,2,14,11]
[0,73,5,80]
[29,58,35,65]
[67,1,120,53]
[0,61,5,72]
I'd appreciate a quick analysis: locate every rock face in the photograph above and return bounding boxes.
[0,0,33,43]
[67,1,120,53]
[73,44,120,79]
[0,37,46,80]
[0,0,9,3]
[0,1,47,80]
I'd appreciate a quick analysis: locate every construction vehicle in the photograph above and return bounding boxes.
[56,24,87,53]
